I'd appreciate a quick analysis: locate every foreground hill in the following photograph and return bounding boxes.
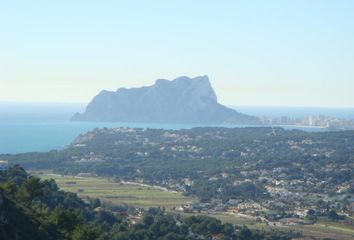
[0,166,292,240]
[72,76,260,124]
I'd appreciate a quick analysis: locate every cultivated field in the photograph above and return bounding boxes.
[37,172,354,240]
[37,172,194,209]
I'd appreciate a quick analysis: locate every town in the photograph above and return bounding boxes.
[4,126,354,233]
[261,114,354,130]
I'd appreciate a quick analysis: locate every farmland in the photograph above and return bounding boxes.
[36,172,354,239]
[37,172,194,209]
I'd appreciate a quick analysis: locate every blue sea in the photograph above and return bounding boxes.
[1,102,353,154]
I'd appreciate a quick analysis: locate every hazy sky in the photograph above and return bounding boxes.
[1,0,354,107]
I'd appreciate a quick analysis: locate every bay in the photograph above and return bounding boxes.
[1,102,352,154]
[0,120,325,154]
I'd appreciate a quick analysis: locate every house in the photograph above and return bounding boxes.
[228,199,242,206]
[76,172,97,178]
[0,161,8,172]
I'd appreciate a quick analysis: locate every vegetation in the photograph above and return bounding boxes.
[2,127,354,239]
[38,172,194,209]
[0,165,296,240]
[3,127,354,204]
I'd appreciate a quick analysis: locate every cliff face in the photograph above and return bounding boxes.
[72,76,260,124]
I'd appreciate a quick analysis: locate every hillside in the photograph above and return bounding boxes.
[0,166,292,240]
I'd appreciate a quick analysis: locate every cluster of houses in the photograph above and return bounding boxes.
[59,128,354,227]
[174,198,317,227]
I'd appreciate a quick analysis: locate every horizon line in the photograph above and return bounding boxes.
[1,101,354,109]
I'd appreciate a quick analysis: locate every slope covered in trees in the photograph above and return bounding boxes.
[0,166,293,240]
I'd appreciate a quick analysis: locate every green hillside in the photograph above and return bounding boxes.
[0,165,294,240]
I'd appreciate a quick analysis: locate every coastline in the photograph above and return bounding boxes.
[0,121,331,155]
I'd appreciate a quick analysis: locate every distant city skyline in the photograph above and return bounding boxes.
[1,1,354,107]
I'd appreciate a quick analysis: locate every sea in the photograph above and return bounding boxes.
[1,102,353,154]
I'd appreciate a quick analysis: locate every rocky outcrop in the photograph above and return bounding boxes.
[72,76,260,125]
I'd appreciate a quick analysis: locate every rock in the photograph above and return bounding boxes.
[72,76,260,124]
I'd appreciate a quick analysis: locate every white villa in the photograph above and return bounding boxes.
[0,160,9,172]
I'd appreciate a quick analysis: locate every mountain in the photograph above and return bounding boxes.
[72,76,260,124]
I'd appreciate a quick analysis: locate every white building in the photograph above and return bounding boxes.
[0,160,9,172]
[308,115,314,126]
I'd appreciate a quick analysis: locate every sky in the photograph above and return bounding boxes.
[1,0,354,107]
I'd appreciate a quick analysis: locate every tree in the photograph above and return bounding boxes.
[17,177,44,202]
[305,209,317,221]
[328,210,343,221]
[90,198,101,209]
[162,232,185,240]
[143,214,154,226]
[5,165,27,185]
[1,180,18,196]
[207,219,222,234]
[52,208,83,234]
[222,223,234,236]
[97,210,118,226]
[71,224,101,240]
[239,227,253,240]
